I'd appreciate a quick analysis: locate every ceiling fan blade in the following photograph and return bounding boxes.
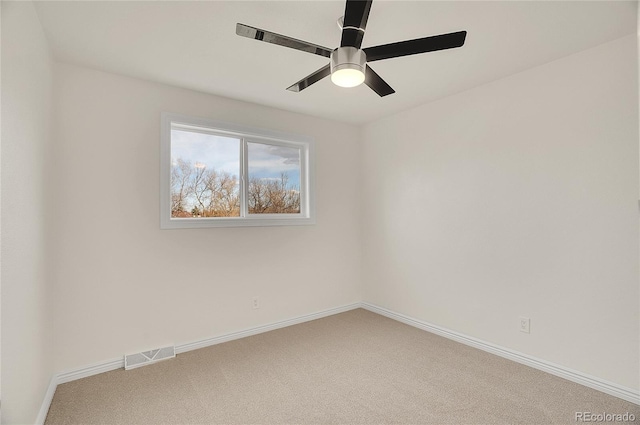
[236,23,332,58]
[364,66,395,97]
[286,64,331,92]
[364,31,467,62]
[340,0,373,49]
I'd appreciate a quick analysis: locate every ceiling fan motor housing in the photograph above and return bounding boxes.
[330,46,367,76]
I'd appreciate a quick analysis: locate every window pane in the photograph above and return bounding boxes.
[247,142,301,214]
[170,128,240,218]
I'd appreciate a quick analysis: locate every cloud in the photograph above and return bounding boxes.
[170,129,302,184]
[249,143,300,166]
[267,145,300,165]
[171,129,240,175]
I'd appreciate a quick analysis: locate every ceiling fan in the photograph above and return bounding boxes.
[235,0,467,97]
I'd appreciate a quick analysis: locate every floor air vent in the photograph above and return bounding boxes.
[125,345,175,370]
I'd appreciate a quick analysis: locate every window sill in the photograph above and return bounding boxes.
[160,216,316,229]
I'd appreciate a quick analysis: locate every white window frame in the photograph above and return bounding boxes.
[161,112,315,229]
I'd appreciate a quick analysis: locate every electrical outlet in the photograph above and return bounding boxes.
[519,316,530,333]
[252,297,259,310]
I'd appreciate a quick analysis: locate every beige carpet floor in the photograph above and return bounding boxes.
[45,309,639,424]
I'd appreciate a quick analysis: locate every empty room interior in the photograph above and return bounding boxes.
[2,0,640,424]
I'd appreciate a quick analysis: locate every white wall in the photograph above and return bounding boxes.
[361,35,639,390]
[1,1,54,423]
[2,3,637,419]
[51,63,362,372]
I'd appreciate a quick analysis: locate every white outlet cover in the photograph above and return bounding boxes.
[519,316,531,333]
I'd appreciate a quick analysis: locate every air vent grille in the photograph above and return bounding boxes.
[124,345,175,370]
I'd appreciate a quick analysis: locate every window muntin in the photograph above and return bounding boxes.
[161,113,314,228]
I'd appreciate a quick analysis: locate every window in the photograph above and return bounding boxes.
[161,113,315,228]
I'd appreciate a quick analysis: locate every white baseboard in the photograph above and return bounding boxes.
[36,300,639,424]
[175,302,361,354]
[35,302,361,424]
[35,377,57,425]
[57,358,124,385]
[361,302,640,406]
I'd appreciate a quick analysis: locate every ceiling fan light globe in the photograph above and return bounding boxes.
[331,67,365,87]
[330,46,367,88]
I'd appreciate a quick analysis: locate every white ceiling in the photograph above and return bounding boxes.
[34,1,637,125]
